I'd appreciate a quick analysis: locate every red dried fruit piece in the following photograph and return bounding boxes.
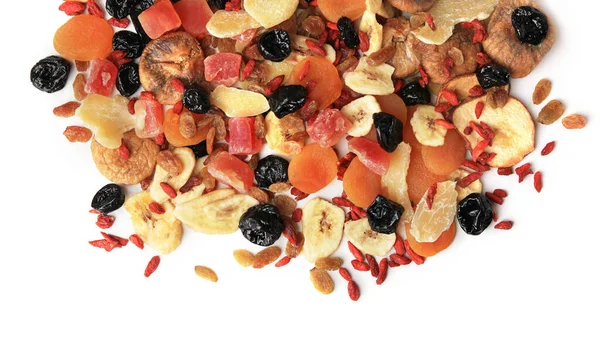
[108,17,130,28]
[144,255,161,277]
[347,241,365,262]
[129,234,144,249]
[204,53,242,86]
[393,235,406,255]
[439,89,459,106]
[339,268,352,281]
[485,192,504,205]
[534,171,543,192]
[241,60,255,81]
[457,172,483,188]
[366,254,379,278]
[101,232,129,246]
[347,137,391,176]
[118,140,130,160]
[351,259,370,271]
[264,75,285,96]
[228,117,261,155]
[160,182,178,199]
[85,59,118,96]
[375,258,388,285]
[173,0,213,38]
[275,256,292,267]
[64,126,93,143]
[96,214,115,229]
[426,14,436,30]
[89,239,119,252]
[404,240,425,265]
[348,280,360,301]
[498,167,513,176]
[389,253,412,265]
[292,208,303,222]
[138,0,181,39]
[59,1,86,16]
[515,163,533,183]
[134,98,164,139]
[207,151,254,192]
[307,108,352,148]
[541,141,555,156]
[419,65,430,88]
[495,221,514,230]
[493,189,508,198]
[148,202,165,215]
[288,57,342,110]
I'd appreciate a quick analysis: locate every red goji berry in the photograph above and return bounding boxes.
[440,89,459,106]
[394,79,405,93]
[365,254,379,277]
[155,133,166,146]
[225,0,241,11]
[339,267,352,281]
[389,260,400,267]
[393,235,405,255]
[96,214,115,229]
[476,52,491,66]
[475,101,484,119]
[332,197,353,207]
[472,139,491,161]
[108,17,130,28]
[348,280,360,301]
[534,171,543,192]
[298,60,311,81]
[426,183,437,210]
[485,192,504,205]
[462,160,490,172]
[418,65,430,87]
[326,22,338,31]
[240,60,255,81]
[275,256,292,267]
[358,31,370,52]
[292,208,303,222]
[140,91,156,101]
[160,182,177,199]
[376,258,388,285]
[404,240,425,265]
[89,209,101,215]
[89,239,119,252]
[170,78,185,93]
[541,141,555,156]
[148,202,165,215]
[458,172,483,188]
[264,75,285,96]
[351,259,370,271]
[129,234,144,250]
[515,163,533,183]
[118,139,130,161]
[469,85,485,97]
[493,189,508,198]
[435,103,453,113]
[305,39,326,56]
[101,232,129,246]
[426,14,436,31]
[347,241,364,262]
[389,253,412,265]
[172,100,183,114]
[495,221,514,230]
[498,167,513,176]
[144,256,161,277]
[59,1,86,15]
[282,223,298,247]
[87,0,104,18]
[434,119,456,130]
[127,98,137,115]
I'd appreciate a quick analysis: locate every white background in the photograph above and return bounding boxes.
[1,1,599,340]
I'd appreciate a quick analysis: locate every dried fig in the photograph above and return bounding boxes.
[382,17,420,79]
[482,0,556,78]
[411,26,481,84]
[388,0,436,13]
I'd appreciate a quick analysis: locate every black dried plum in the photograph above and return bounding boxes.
[208,0,227,9]
[190,140,208,159]
[398,81,431,106]
[113,30,145,59]
[337,16,360,49]
[268,85,307,118]
[457,193,493,236]
[373,112,403,153]
[30,56,71,93]
[258,30,292,62]
[91,184,125,214]
[367,195,405,235]
[106,0,134,19]
[511,6,549,45]
[476,64,511,89]
[116,62,141,97]
[183,87,211,113]
[254,155,289,189]
[130,0,153,43]
[239,204,285,246]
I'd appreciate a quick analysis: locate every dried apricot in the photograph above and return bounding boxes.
[406,147,445,205]
[402,107,422,152]
[343,157,381,208]
[54,15,114,61]
[405,221,456,257]
[288,56,342,110]
[318,0,366,22]
[288,143,338,194]
[375,94,408,124]
[421,129,466,176]
[163,108,212,147]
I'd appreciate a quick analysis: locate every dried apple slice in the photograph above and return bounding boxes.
[436,74,510,105]
[452,96,535,168]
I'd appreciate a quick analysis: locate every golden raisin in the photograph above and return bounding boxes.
[194,266,218,282]
[248,187,270,204]
[253,246,282,268]
[562,114,586,129]
[315,257,343,271]
[63,126,92,142]
[53,101,80,118]
[73,73,87,101]
[156,150,183,177]
[178,111,197,139]
[532,79,552,105]
[273,195,297,216]
[269,182,291,193]
[233,249,255,267]
[538,100,565,125]
[309,268,335,294]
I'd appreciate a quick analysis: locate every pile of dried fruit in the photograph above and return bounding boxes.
[34,0,587,299]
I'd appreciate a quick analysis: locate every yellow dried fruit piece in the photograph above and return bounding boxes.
[446,169,482,201]
[309,268,334,295]
[253,246,282,268]
[315,257,343,271]
[206,10,262,38]
[210,86,270,117]
[77,94,136,149]
[265,112,306,155]
[245,0,298,28]
[194,266,218,282]
[532,79,552,105]
[537,99,565,125]
[410,180,458,243]
[413,0,498,45]
[381,142,414,231]
[233,249,255,267]
[562,114,586,130]
[359,10,383,56]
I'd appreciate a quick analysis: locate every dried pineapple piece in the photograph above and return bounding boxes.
[206,10,262,38]
[245,0,298,28]
[210,86,270,117]
[76,94,136,149]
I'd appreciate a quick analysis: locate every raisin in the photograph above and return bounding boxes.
[91,184,125,214]
[366,195,405,235]
[373,112,403,153]
[105,0,135,19]
[268,85,307,119]
[113,30,145,59]
[399,81,431,106]
[239,204,285,247]
[457,193,493,236]
[258,30,292,62]
[255,155,289,190]
[190,141,208,159]
[30,56,71,93]
[116,62,141,97]
[337,16,360,49]
[183,87,211,113]
[511,6,549,45]
[476,64,510,89]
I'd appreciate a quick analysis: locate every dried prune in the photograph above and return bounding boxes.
[268,85,307,118]
[398,81,431,106]
[476,64,510,89]
[457,193,493,236]
[113,30,145,59]
[190,140,208,159]
[91,184,125,214]
[367,195,405,234]
[337,16,360,49]
[258,30,292,62]
[130,0,153,43]
[511,6,549,45]
[373,112,403,153]
[106,0,134,19]
[254,155,289,189]
[183,87,211,113]
[239,204,285,246]
[116,62,141,97]
[30,56,71,93]
[208,0,227,9]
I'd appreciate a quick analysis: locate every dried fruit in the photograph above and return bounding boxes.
[532,78,551,105]
[457,193,493,236]
[315,257,343,271]
[562,114,586,129]
[244,0,298,28]
[233,249,255,267]
[537,100,565,125]
[210,86,270,117]
[113,30,145,59]
[345,218,396,256]
[288,56,343,110]
[144,256,161,277]
[399,81,431,107]
[343,157,381,209]
[289,143,338,193]
[301,198,346,262]
[64,126,93,142]
[373,112,403,152]
[258,30,292,62]
[53,101,80,118]
[273,195,297,216]
[31,56,71,93]
[91,184,125,214]
[138,0,182,39]
[206,10,262,38]
[309,268,335,294]
[116,62,141,97]
[477,64,511,89]
[239,204,285,247]
[253,246,283,268]
[53,15,113,61]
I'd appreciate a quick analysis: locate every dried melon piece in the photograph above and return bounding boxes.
[77,94,136,149]
[245,0,298,28]
[206,10,262,38]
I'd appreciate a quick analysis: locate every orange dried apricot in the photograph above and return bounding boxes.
[343,158,381,208]
[375,94,408,124]
[421,129,466,176]
[402,106,422,151]
[406,147,445,204]
[405,221,456,257]
[288,143,337,194]
[163,108,212,147]
[318,0,366,22]
[288,56,342,110]
[53,15,113,61]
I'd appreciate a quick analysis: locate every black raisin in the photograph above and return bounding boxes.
[457,193,493,236]
[91,184,125,214]
[116,62,141,97]
[511,6,549,46]
[189,140,208,159]
[373,112,403,153]
[183,87,211,113]
[398,81,431,106]
[106,0,134,19]
[208,0,227,9]
[367,195,405,235]
[337,16,360,49]
[476,64,511,89]
[268,85,307,119]
[130,0,153,43]
[258,30,292,62]
[254,155,289,189]
[239,204,285,246]
[30,56,71,93]
[113,30,145,59]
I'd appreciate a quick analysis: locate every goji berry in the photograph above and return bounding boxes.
[282,223,298,247]
[144,256,161,277]
[485,192,504,205]
[160,182,177,199]
[96,214,115,229]
[426,183,437,210]
[458,172,483,188]
[264,75,285,96]
[495,221,514,230]
[469,85,485,97]
[129,234,144,250]
[426,14,436,31]
[347,241,364,262]
[275,256,291,267]
[389,253,412,265]
[127,98,137,115]
[435,103,453,113]
[108,17,130,28]
[351,259,369,271]
[440,89,459,106]
[305,39,326,56]
[87,0,104,18]
[515,163,533,183]
[332,197,353,207]
[393,235,405,255]
[118,139,130,161]
[472,139,491,161]
[358,31,370,52]
[148,202,165,215]
[298,60,311,81]
[418,65,430,87]
[498,167,513,176]
[375,258,388,285]
[434,119,456,130]
[101,232,129,246]
[59,1,86,16]
[241,60,255,81]
[541,141,555,156]
[291,208,303,222]
[348,280,360,301]
[170,78,185,93]
[366,254,378,277]
[534,171,543,192]
[404,240,425,265]
[339,267,352,281]
[475,101,484,119]
[493,189,508,198]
